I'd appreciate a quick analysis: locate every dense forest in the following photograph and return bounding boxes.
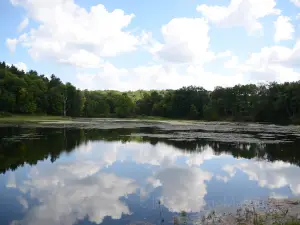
[1,61,300,124]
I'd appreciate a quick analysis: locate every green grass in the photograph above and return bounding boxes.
[0,114,200,124]
[0,114,70,122]
[284,221,300,225]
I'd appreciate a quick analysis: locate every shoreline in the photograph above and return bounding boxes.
[0,115,297,126]
[190,198,300,225]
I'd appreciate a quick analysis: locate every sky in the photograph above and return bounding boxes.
[0,0,300,91]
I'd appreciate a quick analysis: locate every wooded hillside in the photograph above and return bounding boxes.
[1,62,300,124]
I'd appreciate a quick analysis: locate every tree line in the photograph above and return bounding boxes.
[1,61,300,124]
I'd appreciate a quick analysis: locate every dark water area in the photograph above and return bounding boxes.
[0,122,300,225]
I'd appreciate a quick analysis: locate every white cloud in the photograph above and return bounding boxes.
[132,143,225,167]
[76,62,246,91]
[139,31,164,55]
[7,0,299,90]
[6,38,18,53]
[17,196,29,210]
[223,160,300,195]
[224,55,239,69]
[58,161,101,179]
[197,0,280,34]
[10,141,222,224]
[297,13,300,20]
[153,18,212,64]
[248,65,300,84]
[18,18,29,32]
[76,141,93,154]
[9,0,142,68]
[149,167,212,212]
[14,62,28,72]
[185,147,219,167]
[229,42,300,83]
[59,50,103,68]
[216,50,232,58]
[71,141,225,173]
[7,62,28,72]
[6,173,17,188]
[274,16,295,43]
[291,0,300,7]
[84,141,223,168]
[122,142,185,166]
[216,175,230,183]
[12,162,137,225]
[245,46,292,67]
[76,141,228,213]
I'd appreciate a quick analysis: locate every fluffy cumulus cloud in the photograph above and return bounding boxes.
[14,62,28,72]
[17,18,29,32]
[6,38,18,53]
[274,16,295,43]
[223,160,300,195]
[197,0,280,34]
[9,0,142,68]
[7,62,28,72]
[6,172,17,188]
[7,140,226,223]
[244,45,298,68]
[226,41,300,83]
[150,167,212,212]
[224,55,239,69]
[290,0,300,7]
[153,18,211,64]
[74,141,225,169]
[59,50,103,68]
[7,0,300,90]
[11,162,138,225]
[148,18,234,65]
[215,175,230,183]
[130,143,226,167]
[16,196,29,210]
[76,63,246,91]
[75,141,230,213]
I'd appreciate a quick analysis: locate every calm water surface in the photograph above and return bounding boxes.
[0,122,300,225]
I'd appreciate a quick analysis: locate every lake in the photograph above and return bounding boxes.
[0,119,300,225]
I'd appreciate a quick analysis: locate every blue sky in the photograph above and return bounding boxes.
[1,0,300,90]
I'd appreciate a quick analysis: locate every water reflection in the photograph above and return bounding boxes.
[10,169,137,225]
[0,127,300,225]
[148,167,212,212]
[223,160,300,195]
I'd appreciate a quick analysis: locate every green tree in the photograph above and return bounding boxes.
[188,104,199,119]
[115,93,135,118]
[1,60,300,124]
[18,88,36,113]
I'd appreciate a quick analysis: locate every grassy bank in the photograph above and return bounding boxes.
[0,114,200,124]
[172,198,300,225]
[0,115,70,122]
